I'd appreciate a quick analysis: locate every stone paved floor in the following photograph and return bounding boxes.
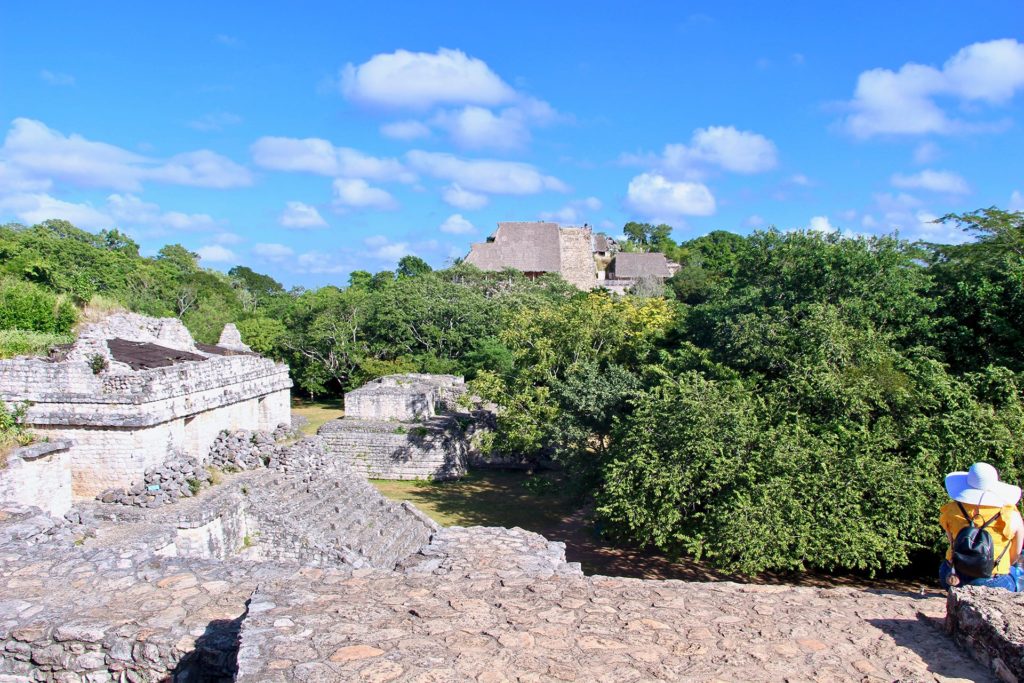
[238,572,993,682]
[238,528,994,683]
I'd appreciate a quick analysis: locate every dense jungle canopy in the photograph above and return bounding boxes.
[2,209,1023,576]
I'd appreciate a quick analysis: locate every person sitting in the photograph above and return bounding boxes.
[939,462,1024,591]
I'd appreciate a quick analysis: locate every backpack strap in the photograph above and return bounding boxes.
[956,501,976,527]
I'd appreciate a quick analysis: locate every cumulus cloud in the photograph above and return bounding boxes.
[363,235,412,260]
[539,197,602,224]
[332,178,398,211]
[0,191,220,234]
[340,48,517,109]
[869,192,969,244]
[625,173,715,218]
[841,39,1024,138]
[252,243,295,261]
[380,120,432,140]
[250,135,415,183]
[439,214,475,234]
[1007,190,1024,211]
[623,126,778,179]
[297,251,348,274]
[431,106,529,150]
[0,193,112,230]
[106,193,220,232]
[441,183,488,210]
[196,245,236,263]
[890,169,970,194]
[807,216,836,233]
[279,201,327,229]
[407,150,568,195]
[1,118,251,191]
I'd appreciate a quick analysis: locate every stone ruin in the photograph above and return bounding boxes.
[0,314,1015,681]
[318,374,477,480]
[0,312,291,512]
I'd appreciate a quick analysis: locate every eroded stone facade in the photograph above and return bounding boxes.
[320,374,473,480]
[0,313,291,505]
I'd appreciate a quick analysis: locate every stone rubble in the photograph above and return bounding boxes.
[96,451,211,508]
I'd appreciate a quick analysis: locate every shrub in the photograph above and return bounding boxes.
[0,278,77,334]
[0,329,73,359]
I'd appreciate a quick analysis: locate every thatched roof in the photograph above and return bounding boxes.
[465,222,562,273]
[609,252,674,279]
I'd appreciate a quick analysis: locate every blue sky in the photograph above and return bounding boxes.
[2,2,1023,287]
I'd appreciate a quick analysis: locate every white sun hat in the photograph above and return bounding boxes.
[945,462,1022,508]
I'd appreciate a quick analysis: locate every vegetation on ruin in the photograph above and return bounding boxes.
[2,209,1023,576]
[0,400,35,466]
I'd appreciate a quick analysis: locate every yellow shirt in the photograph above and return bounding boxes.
[939,501,1016,575]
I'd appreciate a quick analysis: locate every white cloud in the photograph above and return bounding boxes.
[40,70,75,86]
[790,173,812,186]
[252,243,295,261]
[146,150,252,188]
[913,141,941,164]
[380,120,432,141]
[744,214,766,228]
[625,173,716,218]
[0,190,221,234]
[213,232,244,245]
[868,192,969,243]
[407,150,568,195]
[197,245,236,263]
[363,235,411,260]
[250,135,415,183]
[188,112,243,132]
[439,214,475,234]
[890,169,970,194]
[297,251,348,274]
[340,48,517,109]
[808,216,836,233]
[1011,191,1024,211]
[279,201,327,228]
[0,193,112,230]
[106,193,220,232]
[432,106,529,150]
[539,197,602,224]
[2,118,251,191]
[441,183,488,210]
[624,126,778,179]
[332,178,398,211]
[842,39,1024,138]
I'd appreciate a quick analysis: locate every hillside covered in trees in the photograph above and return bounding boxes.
[2,210,1023,576]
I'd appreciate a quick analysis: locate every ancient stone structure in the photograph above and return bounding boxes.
[466,221,680,293]
[947,585,1024,682]
[0,440,73,516]
[318,374,472,480]
[0,313,291,505]
[0,315,1009,681]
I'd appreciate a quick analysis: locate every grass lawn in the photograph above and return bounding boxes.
[291,395,344,436]
[371,470,575,531]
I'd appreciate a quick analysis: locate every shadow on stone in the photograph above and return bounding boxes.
[171,611,246,682]
[867,613,998,682]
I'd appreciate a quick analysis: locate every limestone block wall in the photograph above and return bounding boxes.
[31,423,178,498]
[0,440,73,516]
[171,489,250,560]
[559,227,597,290]
[946,585,1024,681]
[318,416,468,480]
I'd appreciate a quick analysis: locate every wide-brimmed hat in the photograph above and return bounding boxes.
[945,462,1021,508]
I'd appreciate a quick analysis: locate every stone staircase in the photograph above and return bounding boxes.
[244,459,437,569]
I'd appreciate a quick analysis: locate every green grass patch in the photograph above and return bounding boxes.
[370,470,573,530]
[291,395,344,436]
[0,329,74,359]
